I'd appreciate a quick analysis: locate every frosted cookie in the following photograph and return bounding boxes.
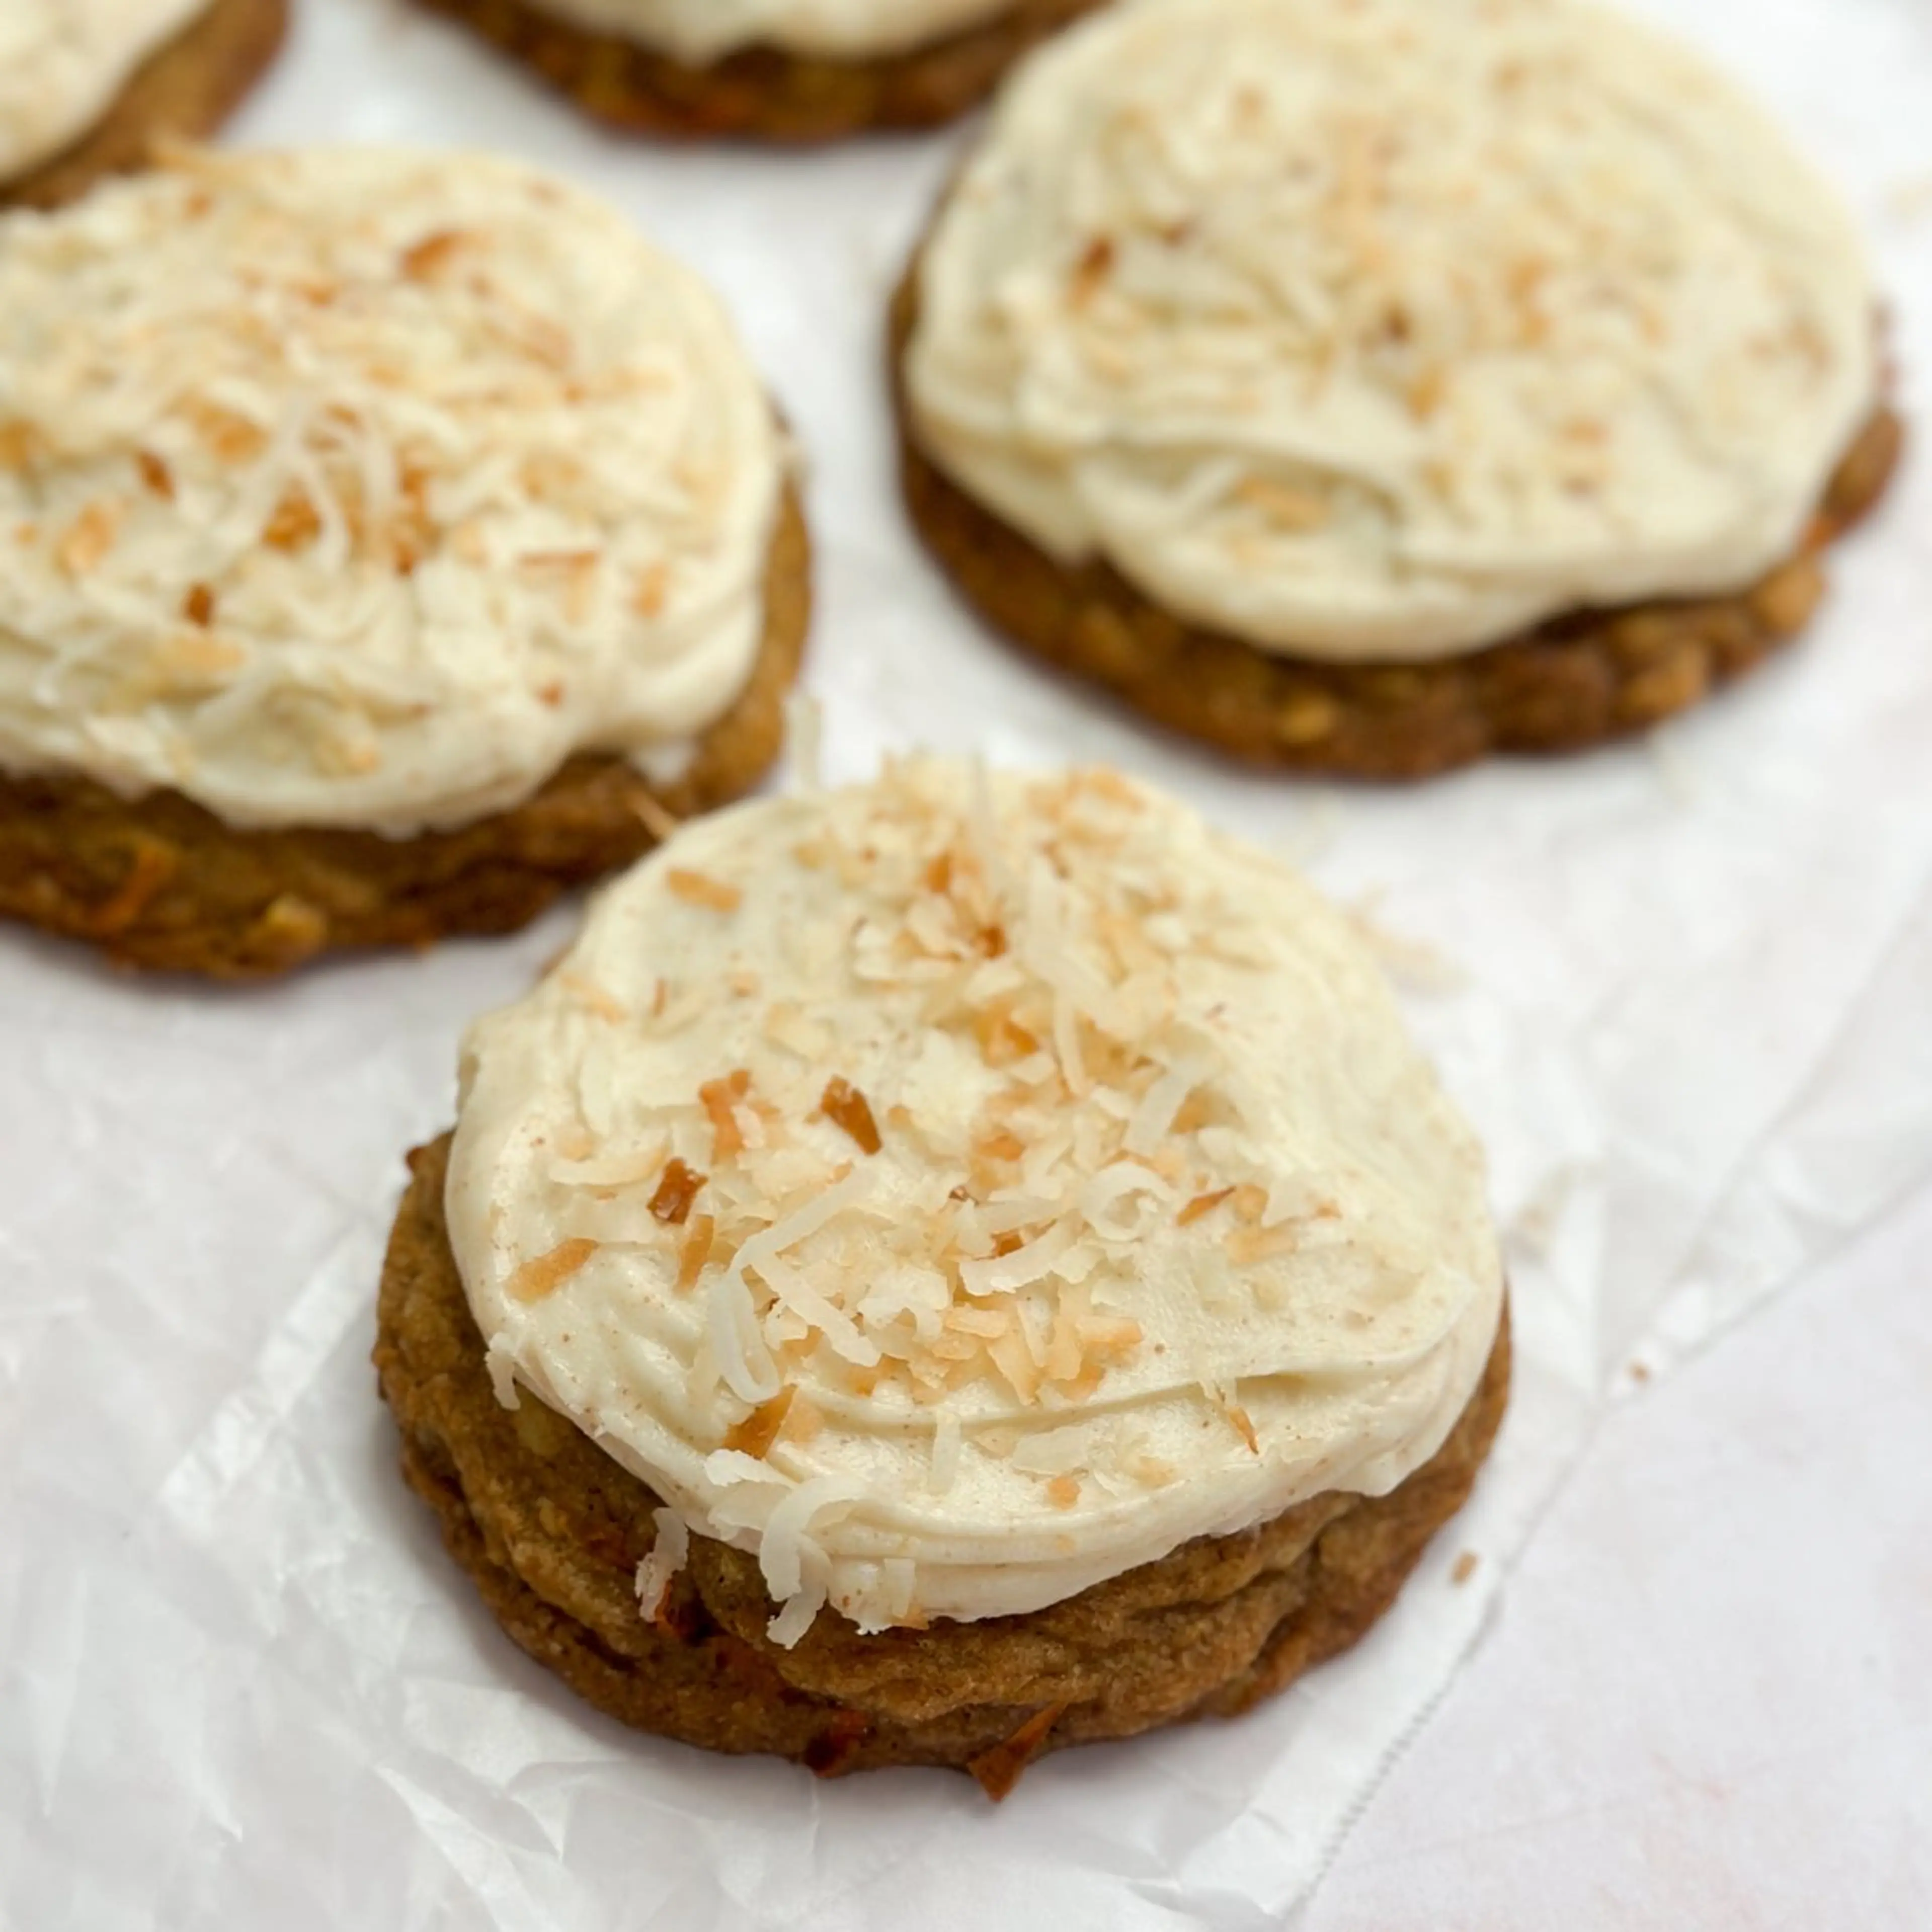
[375,759,1509,1791]
[0,0,287,212]
[413,0,1102,142]
[0,148,808,978]
[897,0,1901,778]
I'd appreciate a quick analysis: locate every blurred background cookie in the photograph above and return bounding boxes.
[412,0,1102,141]
[0,148,808,976]
[897,0,1901,779]
[1,0,288,211]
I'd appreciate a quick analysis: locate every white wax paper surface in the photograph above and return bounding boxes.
[3,0,1930,1924]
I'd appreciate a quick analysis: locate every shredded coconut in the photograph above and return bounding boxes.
[632,1508,689,1625]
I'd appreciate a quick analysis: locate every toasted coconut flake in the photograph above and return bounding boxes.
[1227,1405,1260,1455]
[1177,1187,1235,1227]
[1045,1475,1082,1510]
[667,868,743,914]
[400,227,468,279]
[56,500,122,574]
[135,450,175,499]
[820,1077,882,1155]
[649,1158,707,1225]
[675,1213,715,1293]
[1077,1314,1144,1364]
[1044,1304,1085,1385]
[262,483,323,553]
[723,1386,796,1459]
[988,1327,1043,1403]
[700,1071,752,1162]
[782,1394,824,1445]
[1231,1184,1269,1224]
[944,1305,1012,1340]
[974,1008,1039,1067]
[506,1237,599,1303]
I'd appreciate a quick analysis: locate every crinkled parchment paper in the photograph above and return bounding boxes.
[3,0,1930,1924]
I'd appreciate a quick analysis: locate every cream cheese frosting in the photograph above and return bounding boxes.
[906,0,1881,664]
[0,0,209,181]
[448,759,1505,1640]
[0,147,784,836]
[529,0,1015,64]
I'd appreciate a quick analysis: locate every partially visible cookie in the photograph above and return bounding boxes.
[376,757,1512,1787]
[898,0,1899,778]
[0,149,808,976]
[412,0,1101,141]
[1,0,288,212]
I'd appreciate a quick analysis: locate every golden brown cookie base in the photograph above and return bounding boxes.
[412,0,1101,141]
[892,278,1905,780]
[375,1133,1511,1791]
[0,491,810,978]
[1,0,288,212]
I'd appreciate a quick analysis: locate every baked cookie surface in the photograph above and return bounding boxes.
[379,759,1510,1785]
[0,148,806,974]
[899,0,1897,774]
[413,0,1101,141]
[1,0,288,211]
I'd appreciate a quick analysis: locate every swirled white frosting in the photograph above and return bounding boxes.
[0,0,208,181]
[0,148,784,835]
[529,0,1014,63]
[906,0,1880,663]
[448,759,1504,1639]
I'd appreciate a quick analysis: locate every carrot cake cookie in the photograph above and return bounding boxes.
[376,758,1510,1790]
[0,0,287,211]
[896,0,1900,777]
[0,147,807,976]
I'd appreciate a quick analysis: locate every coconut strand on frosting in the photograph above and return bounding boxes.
[447,758,1504,1643]
[0,146,784,835]
[906,0,1879,663]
